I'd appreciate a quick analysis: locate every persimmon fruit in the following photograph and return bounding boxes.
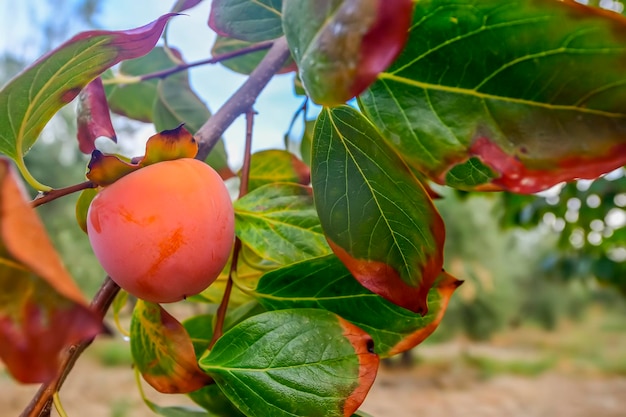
[86,158,234,303]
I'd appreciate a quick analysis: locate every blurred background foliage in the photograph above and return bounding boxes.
[1,0,625,339]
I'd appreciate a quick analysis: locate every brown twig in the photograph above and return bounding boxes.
[139,40,275,82]
[21,277,121,417]
[195,36,291,161]
[30,181,96,208]
[208,109,256,348]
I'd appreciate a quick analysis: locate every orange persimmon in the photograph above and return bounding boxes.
[87,158,234,303]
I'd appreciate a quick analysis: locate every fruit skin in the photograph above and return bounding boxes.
[87,158,234,303]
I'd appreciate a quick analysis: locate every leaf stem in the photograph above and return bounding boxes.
[195,36,291,161]
[52,393,68,417]
[15,157,52,192]
[31,181,96,208]
[21,277,121,417]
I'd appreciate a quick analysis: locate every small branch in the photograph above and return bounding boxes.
[31,181,96,208]
[208,109,256,348]
[21,277,121,417]
[195,36,291,161]
[283,97,309,149]
[138,40,275,82]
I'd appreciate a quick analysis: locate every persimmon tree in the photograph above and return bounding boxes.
[1,1,626,416]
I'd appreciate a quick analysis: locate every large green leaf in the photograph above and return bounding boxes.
[130,300,211,394]
[152,71,233,179]
[209,0,283,42]
[359,0,626,193]
[254,255,461,357]
[282,0,413,105]
[199,309,379,417]
[234,183,331,265]
[312,106,445,314]
[0,14,175,191]
[105,46,179,122]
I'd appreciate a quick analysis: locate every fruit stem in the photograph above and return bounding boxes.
[31,181,96,208]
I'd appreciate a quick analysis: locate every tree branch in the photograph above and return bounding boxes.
[139,40,275,82]
[195,36,291,161]
[21,277,121,417]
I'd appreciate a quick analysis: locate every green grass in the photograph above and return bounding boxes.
[88,340,134,368]
[462,353,557,378]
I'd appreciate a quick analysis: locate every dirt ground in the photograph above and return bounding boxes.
[4,310,626,417]
[3,349,626,417]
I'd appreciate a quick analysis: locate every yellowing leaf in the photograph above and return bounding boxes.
[0,158,102,383]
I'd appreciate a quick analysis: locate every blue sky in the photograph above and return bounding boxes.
[1,0,306,168]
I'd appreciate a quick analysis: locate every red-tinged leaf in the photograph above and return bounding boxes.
[0,158,102,383]
[199,309,379,417]
[282,0,413,105]
[338,317,378,417]
[312,106,445,314]
[77,77,116,154]
[209,0,284,42]
[387,272,461,355]
[0,14,176,191]
[359,0,626,193]
[130,300,211,393]
[254,255,462,357]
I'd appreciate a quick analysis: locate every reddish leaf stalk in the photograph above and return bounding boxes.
[21,277,121,417]
[139,40,275,82]
[195,36,291,160]
[208,109,256,348]
[30,181,96,208]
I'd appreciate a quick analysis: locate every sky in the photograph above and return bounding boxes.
[0,0,307,168]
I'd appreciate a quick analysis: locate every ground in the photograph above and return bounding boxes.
[3,309,626,416]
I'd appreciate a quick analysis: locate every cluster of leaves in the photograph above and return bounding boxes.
[1,0,626,416]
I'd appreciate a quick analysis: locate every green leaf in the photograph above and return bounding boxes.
[105,46,178,122]
[188,384,246,417]
[0,14,175,191]
[75,187,98,234]
[199,309,379,417]
[299,119,315,166]
[359,0,626,193]
[153,72,233,179]
[245,149,309,191]
[312,106,445,314]
[0,159,102,383]
[234,183,331,265]
[130,300,211,393]
[209,0,283,42]
[254,255,461,357]
[183,302,265,358]
[282,0,413,105]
